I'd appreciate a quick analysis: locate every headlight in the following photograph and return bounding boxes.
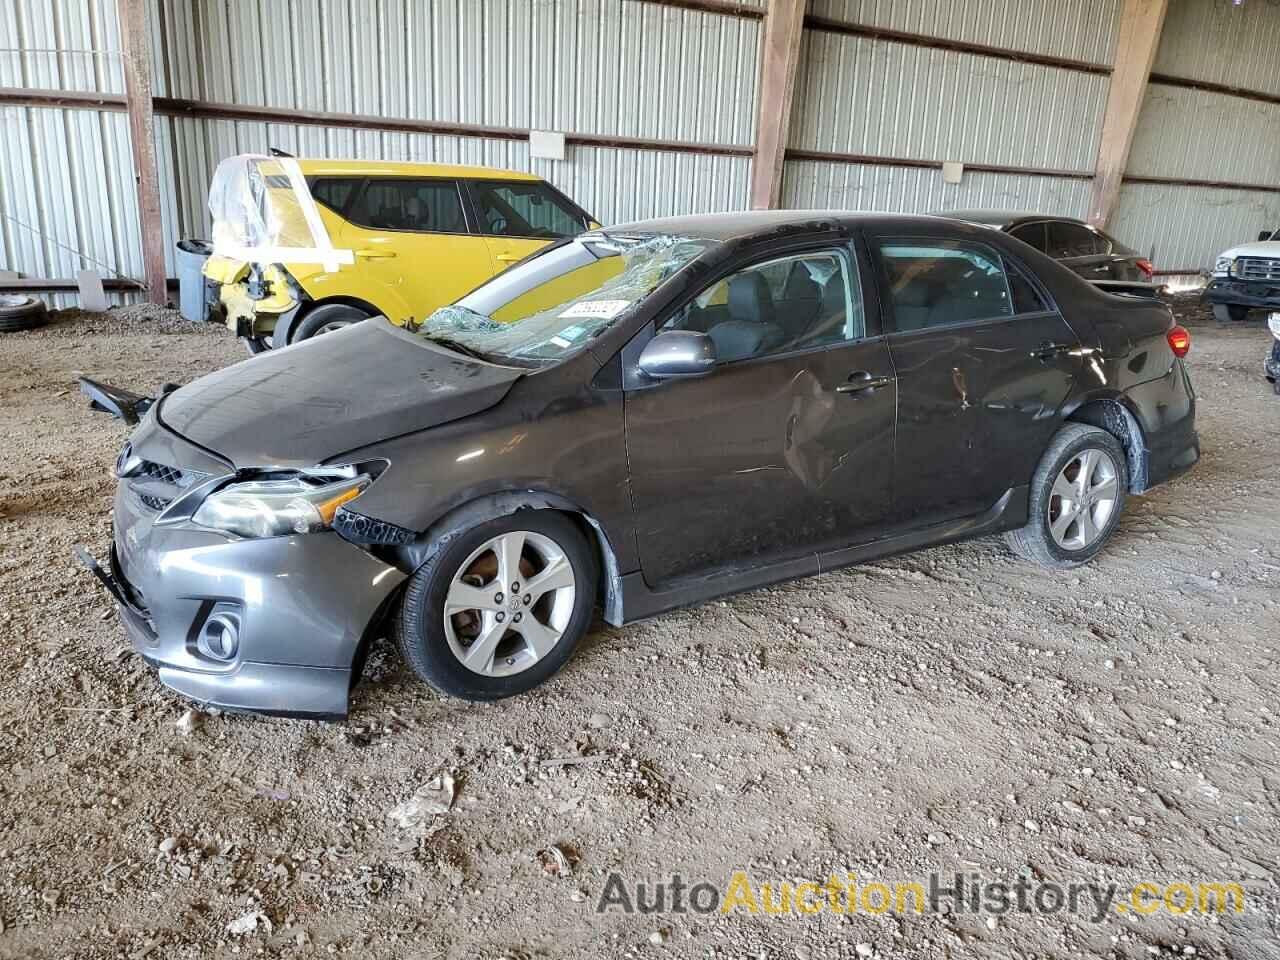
[1214,256,1234,276]
[1269,313,1280,341]
[192,472,370,538]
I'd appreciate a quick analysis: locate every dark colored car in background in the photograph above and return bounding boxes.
[939,210,1159,297]
[79,211,1199,719]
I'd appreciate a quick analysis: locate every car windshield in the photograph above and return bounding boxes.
[414,233,714,364]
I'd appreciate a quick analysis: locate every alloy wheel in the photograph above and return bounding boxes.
[1047,447,1120,551]
[442,530,576,677]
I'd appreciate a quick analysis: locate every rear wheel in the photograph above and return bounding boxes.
[291,303,369,343]
[395,511,597,701]
[1005,424,1128,568]
[1213,304,1250,323]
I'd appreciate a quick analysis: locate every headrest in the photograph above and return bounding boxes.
[728,271,775,326]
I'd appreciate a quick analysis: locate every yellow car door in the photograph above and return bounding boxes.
[467,179,594,273]
[336,177,497,325]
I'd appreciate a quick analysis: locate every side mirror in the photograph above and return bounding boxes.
[637,330,716,379]
[1260,230,1275,242]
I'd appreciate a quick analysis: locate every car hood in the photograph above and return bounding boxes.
[1219,241,1280,260]
[158,319,522,469]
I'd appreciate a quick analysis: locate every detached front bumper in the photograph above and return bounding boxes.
[84,446,407,718]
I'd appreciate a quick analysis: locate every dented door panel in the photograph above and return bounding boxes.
[625,340,897,586]
[887,314,1081,527]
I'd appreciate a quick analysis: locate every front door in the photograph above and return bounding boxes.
[869,235,1082,527]
[467,179,592,271]
[624,245,898,586]
[339,177,496,323]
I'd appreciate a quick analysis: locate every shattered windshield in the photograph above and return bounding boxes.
[414,233,714,363]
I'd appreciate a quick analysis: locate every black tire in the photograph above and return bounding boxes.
[1272,379,1280,397]
[1212,304,1249,324]
[0,295,49,332]
[243,336,271,355]
[395,511,598,701]
[1005,423,1129,569]
[290,303,369,343]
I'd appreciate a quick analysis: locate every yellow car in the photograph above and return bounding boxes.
[203,159,597,350]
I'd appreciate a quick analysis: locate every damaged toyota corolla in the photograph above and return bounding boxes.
[78,212,1201,719]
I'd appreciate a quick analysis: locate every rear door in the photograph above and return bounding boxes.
[466,179,591,270]
[870,235,1082,527]
[339,177,496,322]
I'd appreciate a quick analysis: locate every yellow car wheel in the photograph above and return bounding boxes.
[291,304,371,343]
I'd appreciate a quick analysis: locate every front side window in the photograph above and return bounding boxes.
[1046,221,1102,258]
[662,250,861,363]
[309,177,361,216]
[471,181,586,239]
[346,179,467,234]
[415,233,713,364]
[877,241,1014,332]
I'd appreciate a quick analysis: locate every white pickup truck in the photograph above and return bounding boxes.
[1205,229,1280,323]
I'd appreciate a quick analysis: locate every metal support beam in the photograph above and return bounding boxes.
[117,0,167,305]
[749,0,805,209]
[1087,0,1168,228]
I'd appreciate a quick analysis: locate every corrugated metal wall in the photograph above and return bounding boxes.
[1,0,759,303]
[0,0,140,304]
[4,0,1280,298]
[150,0,758,260]
[790,31,1108,172]
[782,3,1119,220]
[809,0,1121,65]
[1107,0,1280,269]
[1153,0,1280,94]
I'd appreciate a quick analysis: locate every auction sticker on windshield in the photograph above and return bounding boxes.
[560,299,631,319]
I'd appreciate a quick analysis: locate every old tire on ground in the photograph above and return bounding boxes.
[289,303,369,343]
[1005,423,1129,569]
[1212,304,1250,323]
[0,295,49,332]
[394,511,597,701]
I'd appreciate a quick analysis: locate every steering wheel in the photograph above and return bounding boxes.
[488,215,508,234]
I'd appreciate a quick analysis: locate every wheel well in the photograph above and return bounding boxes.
[393,493,625,628]
[285,297,382,345]
[1067,399,1149,493]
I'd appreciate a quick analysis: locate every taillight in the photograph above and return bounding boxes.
[1167,325,1191,357]
[1136,258,1154,280]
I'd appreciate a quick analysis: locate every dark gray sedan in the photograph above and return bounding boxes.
[80,211,1200,718]
[938,210,1159,297]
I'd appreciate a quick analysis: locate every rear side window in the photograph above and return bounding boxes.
[1047,221,1103,258]
[309,177,361,216]
[1003,257,1050,314]
[1007,221,1047,252]
[346,179,467,233]
[471,181,586,239]
[876,241,1014,332]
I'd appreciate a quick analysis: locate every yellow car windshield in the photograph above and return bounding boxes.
[417,234,714,364]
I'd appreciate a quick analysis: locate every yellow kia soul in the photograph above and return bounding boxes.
[203,158,597,350]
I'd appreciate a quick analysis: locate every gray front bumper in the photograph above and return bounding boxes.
[104,417,407,718]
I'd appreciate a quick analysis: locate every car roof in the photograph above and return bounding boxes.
[287,158,542,182]
[934,209,1090,229]
[603,209,970,241]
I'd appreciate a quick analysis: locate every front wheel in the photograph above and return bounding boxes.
[395,511,598,701]
[291,303,369,343]
[1005,424,1128,569]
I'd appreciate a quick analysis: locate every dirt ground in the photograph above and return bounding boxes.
[0,298,1276,960]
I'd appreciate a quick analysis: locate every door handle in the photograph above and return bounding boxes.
[355,249,397,260]
[1031,341,1073,361]
[836,371,894,395]
[495,253,522,263]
